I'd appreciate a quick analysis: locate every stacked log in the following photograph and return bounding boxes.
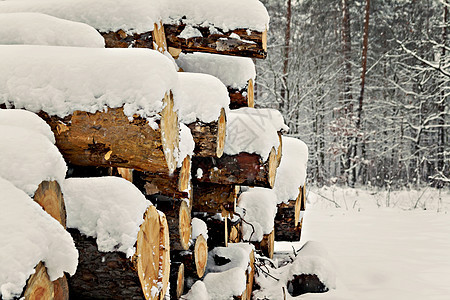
[171,234,208,280]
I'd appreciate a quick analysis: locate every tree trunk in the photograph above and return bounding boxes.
[280,0,292,111]
[187,108,226,158]
[192,147,278,188]
[67,205,170,300]
[39,93,180,174]
[33,181,66,228]
[165,24,267,59]
[229,79,255,109]
[149,195,192,251]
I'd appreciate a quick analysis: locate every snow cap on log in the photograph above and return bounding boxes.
[224,108,285,161]
[0,109,55,143]
[0,0,164,34]
[164,0,269,32]
[184,280,209,300]
[177,52,256,89]
[202,268,247,300]
[0,178,78,300]
[173,72,230,124]
[0,45,177,124]
[207,243,254,273]
[63,177,151,257]
[0,12,104,47]
[176,123,195,168]
[0,125,67,196]
[237,187,278,242]
[191,217,208,241]
[273,137,309,204]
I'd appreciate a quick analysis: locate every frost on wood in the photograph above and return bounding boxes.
[0,109,55,143]
[0,125,67,196]
[0,45,177,122]
[0,178,78,300]
[237,188,278,242]
[177,53,256,89]
[273,136,309,204]
[0,12,104,47]
[63,177,151,256]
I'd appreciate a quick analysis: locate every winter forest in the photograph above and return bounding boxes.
[256,0,449,189]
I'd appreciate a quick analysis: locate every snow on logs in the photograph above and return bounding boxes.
[0,45,183,174]
[193,108,288,188]
[273,137,309,241]
[177,52,256,109]
[164,0,269,58]
[0,178,78,300]
[0,117,67,227]
[63,177,170,300]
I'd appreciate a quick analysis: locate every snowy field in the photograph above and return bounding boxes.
[275,186,450,300]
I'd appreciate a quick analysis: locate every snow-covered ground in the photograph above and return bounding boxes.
[275,186,450,300]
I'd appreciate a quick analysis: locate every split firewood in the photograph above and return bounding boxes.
[176,52,256,109]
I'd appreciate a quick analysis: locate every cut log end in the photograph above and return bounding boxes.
[161,92,179,174]
[248,79,255,108]
[294,187,302,226]
[23,262,54,300]
[179,156,191,192]
[152,22,167,52]
[216,108,226,158]
[268,147,278,188]
[259,229,275,259]
[136,205,170,299]
[262,29,268,52]
[179,200,192,251]
[276,132,283,167]
[169,262,185,299]
[33,181,66,228]
[194,234,208,278]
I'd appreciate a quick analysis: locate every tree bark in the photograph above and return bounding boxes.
[67,205,170,300]
[192,182,237,213]
[229,79,255,109]
[165,24,267,59]
[171,234,208,279]
[39,93,179,174]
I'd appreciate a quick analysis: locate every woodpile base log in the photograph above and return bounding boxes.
[149,195,192,251]
[229,79,254,110]
[33,181,66,227]
[165,24,267,59]
[169,262,185,299]
[68,206,170,300]
[187,108,226,158]
[193,147,278,188]
[171,234,208,280]
[39,93,179,174]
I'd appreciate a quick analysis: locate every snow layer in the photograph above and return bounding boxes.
[0,12,104,47]
[273,137,309,204]
[63,177,152,257]
[224,110,281,160]
[164,0,269,32]
[0,45,177,123]
[202,267,247,300]
[0,0,161,34]
[237,188,278,242]
[207,243,254,273]
[191,217,208,241]
[184,280,209,300]
[0,177,78,300]
[0,125,67,196]
[176,123,195,168]
[173,72,230,124]
[0,109,55,143]
[232,107,289,132]
[177,53,256,89]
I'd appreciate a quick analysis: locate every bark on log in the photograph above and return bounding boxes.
[171,234,208,279]
[165,24,267,59]
[229,79,254,110]
[192,147,278,188]
[192,182,236,213]
[134,156,192,200]
[67,205,170,300]
[33,181,66,228]
[100,22,167,53]
[39,93,179,174]
[149,195,192,251]
[187,108,226,158]
[274,186,304,241]
[254,229,275,259]
[169,262,185,299]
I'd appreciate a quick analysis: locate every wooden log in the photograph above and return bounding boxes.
[39,93,180,174]
[171,234,208,279]
[192,147,278,188]
[100,22,167,53]
[254,229,275,259]
[169,262,185,299]
[149,195,192,251]
[33,181,66,228]
[68,205,170,300]
[286,274,328,296]
[187,108,226,158]
[134,156,192,200]
[229,79,254,110]
[165,24,267,59]
[193,213,242,248]
[192,182,236,213]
